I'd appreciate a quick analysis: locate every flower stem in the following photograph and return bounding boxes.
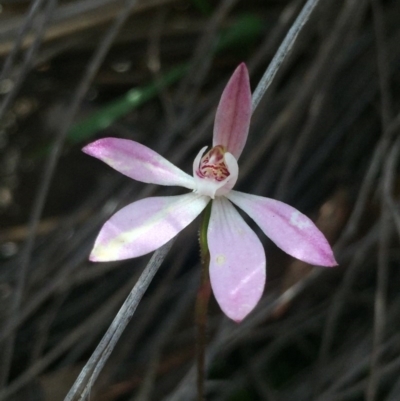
[196,202,212,401]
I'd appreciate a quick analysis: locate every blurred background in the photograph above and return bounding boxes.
[0,0,399,400]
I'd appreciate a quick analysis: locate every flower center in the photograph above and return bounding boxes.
[196,145,230,182]
[192,145,238,199]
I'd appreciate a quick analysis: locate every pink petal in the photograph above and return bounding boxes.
[208,198,266,322]
[227,191,337,267]
[83,138,195,189]
[90,193,209,261]
[213,63,252,160]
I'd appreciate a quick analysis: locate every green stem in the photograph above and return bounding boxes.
[196,201,212,401]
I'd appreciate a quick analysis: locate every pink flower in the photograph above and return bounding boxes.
[83,63,337,322]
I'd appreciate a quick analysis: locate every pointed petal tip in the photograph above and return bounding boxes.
[81,143,93,155]
[81,138,105,157]
[232,316,243,324]
[89,244,128,262]
[304,253,338,268]
[221,307,246,323]
[236,64,250,87]
[232,62,249,84]
[224,308,250,323]
[89,245,106,262]
[324,254,338,267]
[236,62,248,73]
[312,244,338,267]
[89,241,118,263]
[296,245,338,268]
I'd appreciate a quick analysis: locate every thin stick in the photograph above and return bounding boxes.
[0,264,141,400]
[251,0,320,111]
[63,239,174,401]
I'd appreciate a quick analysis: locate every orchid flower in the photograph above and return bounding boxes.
[83,63,337,322]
